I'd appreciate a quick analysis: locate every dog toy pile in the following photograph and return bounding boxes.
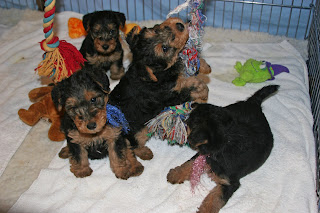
[146,102,193,145]
[167,0,206,76]
[232,58,289,86]
[35,0,85,82]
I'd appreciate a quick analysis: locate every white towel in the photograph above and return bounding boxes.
[9,36,317,213]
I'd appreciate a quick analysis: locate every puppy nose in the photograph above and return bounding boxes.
[102,45,109,50]
[87,122,97,130]
[176,23,185,32]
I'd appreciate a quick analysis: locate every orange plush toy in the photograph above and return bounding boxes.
[68,17,141,38]
[68,17,87,39]
[18,86,65,142]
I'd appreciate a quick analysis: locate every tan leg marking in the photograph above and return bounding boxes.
[173,75,209,103]
[197,173,230,213]
[58,146,69,159]
[134,127,153,160]
[110,63,125,80]
[107,138,144,179]
[69,146,93,178]
[167,159,194,184]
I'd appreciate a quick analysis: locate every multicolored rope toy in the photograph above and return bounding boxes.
[167,0,207,76]
[35,0,86,82]
[146,102,194,145]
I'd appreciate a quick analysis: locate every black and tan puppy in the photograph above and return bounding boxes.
[80,10,126,80]
[109,17,209,160]
[52,67,143,179]
[167,85,278,213]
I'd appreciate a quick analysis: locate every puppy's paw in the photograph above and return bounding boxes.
[167,160,193,184]
[128,160,144,178]
[114,161,144,180]
[190,79,209,103]
[133,146,154,160]
[70,165,93,178]
[59,146,69,159]
[110,66,125,80]
[167,167,187,184]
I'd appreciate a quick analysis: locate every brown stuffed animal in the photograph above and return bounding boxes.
[18,86,65,142]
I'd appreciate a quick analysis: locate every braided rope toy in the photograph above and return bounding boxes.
[35,0,86,82]
[167,0,207,76]
[146,102,194,145]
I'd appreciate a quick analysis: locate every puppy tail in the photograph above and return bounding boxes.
[248,85,279,105]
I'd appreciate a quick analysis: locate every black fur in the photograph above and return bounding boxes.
[185,85,279,212]
[109,18,208,156]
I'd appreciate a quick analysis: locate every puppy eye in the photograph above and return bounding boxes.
[109,30,115,35]
[162,45,169,53]
[91,97,97,103]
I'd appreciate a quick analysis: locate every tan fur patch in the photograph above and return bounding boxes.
[68,125,122,148]
[167,159,194,184]
[197,184,226,213]
[110,63,125,80]
[86,51,122,66]
[160,17,189,49]
[73,106,107,134]
[172,75,209,103]
[145,66,158,82]
[65,97,78,110]
[134,127,149,147]
[93,37,117,55]
[69,147,92,178]
[133,127,153,160]
[58,146,69,159]
[144,28,156,38]
[107,136,144,179]
[84,91,97,101]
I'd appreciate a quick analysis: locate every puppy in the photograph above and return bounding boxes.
[109,17,209,160]
[167,85,279,213]
[80,10,126,80]
[52,67,143,179]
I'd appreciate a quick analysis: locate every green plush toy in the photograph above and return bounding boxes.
[232,58,289,86]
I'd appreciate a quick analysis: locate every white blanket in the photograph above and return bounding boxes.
[3,12,317,213]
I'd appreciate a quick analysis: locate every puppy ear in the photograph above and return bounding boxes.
[82,12,94,32]
[87,69,110,94]
[126,26,141,48]
[51,83,64,111]
[113,11,126,28]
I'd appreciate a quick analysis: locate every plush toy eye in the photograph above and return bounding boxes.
[162,45,169,53]
[91,97,96,103]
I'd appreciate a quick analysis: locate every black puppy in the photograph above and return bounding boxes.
[109,17,209,160]
[80,10,126,80]
[167,85,279,213]
[52,67,143,179]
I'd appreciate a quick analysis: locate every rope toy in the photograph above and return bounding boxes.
[106,104,130,134]
[146,102,193,145]
[167,0,207,76]
[35,0,86,82]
